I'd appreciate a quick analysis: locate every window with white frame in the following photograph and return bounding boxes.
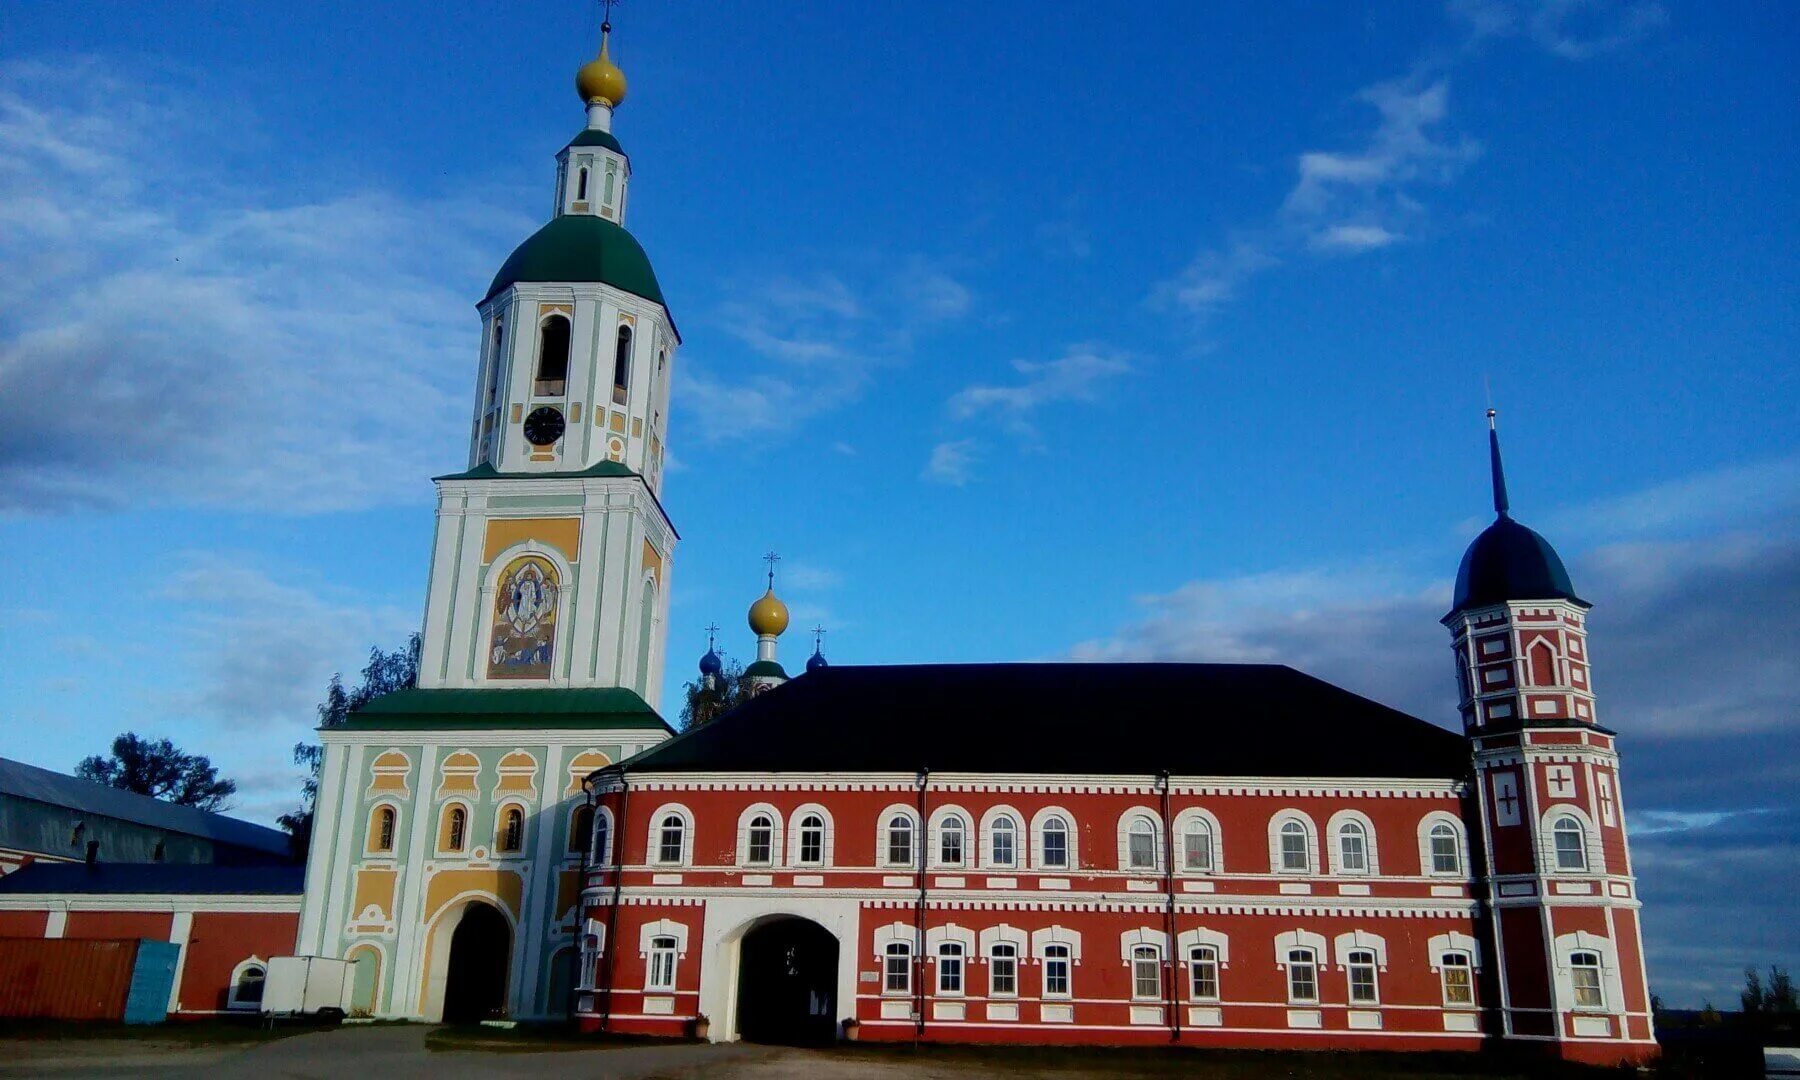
[1188,946,1220,1001]
[498,805,525,853]
[577,922,605,990]
[1126,816,1159,870]
[937,943,964,996]
[1278,819,1310,872]
[1429,822,1461,874]
[1042,944,1072,998]
[227,959,267,1010]
[797,813,825,865]
[939,816,966,866]
[989,817,1017,868]
[883,942,911,995]
[1285,948,1319,1003]
[1570,951,1605,1008]
[1440,952,1474,1006]
[747,814,774,865]
[1347,948,1380,1004]
[887,814,915,866]
[1131,944,1162,1000]
[647,935,678,991]
[1041,816,1071,869]
[1182,818,1213,872]
[1553,815,1588,871]
[1337,821,1369,873]
[444,805,468,853]
[989,943,1018,997]
[590,809,611,865]
[656,814,685,865]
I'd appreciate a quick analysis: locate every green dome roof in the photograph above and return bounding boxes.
[485,214,666,307]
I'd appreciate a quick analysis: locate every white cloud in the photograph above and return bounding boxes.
[946,345,1131,441]
[1527,0,1669,60]
[1310,223,1403,252]
[0,59,524,514]
[922,439,978,486]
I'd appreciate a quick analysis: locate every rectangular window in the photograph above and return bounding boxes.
[990,825,1015,867]
[938,944,964,996]
[940,826,964,866]
[1128,828,1157,870]
[1347,949,1379,1004]
[1286,949,1318,1003]
[1042,823,1069,868]
[1183,828,1212,872]
[1131,946,1162,1001]
[1441,953,1474,1006]
[990,944,1017,997]
[747,830,772,864]
[1280,826,1310,871]
[1043,945,1071,998]
[1188,947,1220,1001]
[1570,952,1605,1008]
[647,936,678,991]
[883,944,911,995]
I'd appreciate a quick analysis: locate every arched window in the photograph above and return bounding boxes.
[371,806,396,853]
[797,814,825,865]
[603,168,616,204]
[939,816,966,866]
[883,941,911,995]
[1285,948,1319,1003]
[656,814,685,865]
[1127,816,1159,870]
[576,166,589,201]
[536,315,571,395]
[1570,951,1605,1008]
[498,806,524,853]
[612,325,632,404]
[569,804,594,854]
[485,321,505,409]
[590,809,610,865]
[578,931,602,989]
[1553,815,1587,871]
[1188,946,1220,1001]
[1042,816,1070,869]
[646,935,678,991]
[1130,944,1162,1001]
[1347,948,1380,1004]
[444,806,467,852]
[1337,822,1369,874]
[1279,820,1310,872]
[886,814,914,866]
[227,960,267,1010]
[1430,823,1461,874]
[1182,819,1213,872]
[989,817,1017,868]
[747,814,774,865]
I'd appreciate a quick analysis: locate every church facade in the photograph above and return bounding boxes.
[0,17,1655,1066]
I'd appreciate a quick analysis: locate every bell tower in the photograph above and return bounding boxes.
[1445,412,1656,1066]
[416,15,677,706]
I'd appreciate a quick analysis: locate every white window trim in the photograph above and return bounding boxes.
[590,805,615,866]
[1128,943,1165,1002]
[1117,807,1164,873]
[928,805,972,870]
[735,802,784,867]
[875,803,920,869]
[880,940,914,996]
[645,802,695,867]
[1275,931,1327,1004]
[638,916,690,995]
[977,805,1024,870]
[226,956,268,1011]
[493,799,531,857]
[1541,803,1604,874]
[364,801,401,857]
[1171,806,1222,875]
[1326,809,1380,876]
[1418,812,1468,877]
[1269,809,1318,874]
[1030,924,1083,963]
[785,803,834,867]
[1176,926,1230,967]
[926,925,976,999]
[577,918,607,990]
[1553,931,1624,1014]
[872,922,919,961]
[1118,927,1170,961]
[1030,806,1079,870]
[1426,931,1482,971]
[980,924,1029,999]
[437,798,474,856]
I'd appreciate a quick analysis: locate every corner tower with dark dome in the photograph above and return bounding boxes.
[415,14,678,703]
[1447,412,1656,1063]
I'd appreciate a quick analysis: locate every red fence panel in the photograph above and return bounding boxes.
[0,937,139,1021]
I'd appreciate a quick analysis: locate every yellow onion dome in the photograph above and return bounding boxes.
[748,589,790,637]
[576,32,628,107]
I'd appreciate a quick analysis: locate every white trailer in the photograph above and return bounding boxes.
[261,956,352,1019]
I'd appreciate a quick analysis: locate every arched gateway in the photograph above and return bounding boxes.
[440,901,511,1023]
[734,916,839,1045]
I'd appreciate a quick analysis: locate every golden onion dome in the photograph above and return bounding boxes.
[748,589,790,637]
[576,30,628,106]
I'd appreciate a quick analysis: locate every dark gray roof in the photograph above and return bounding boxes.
[0,862,303,896]
[0,758,291,857]
[621,663,1468,780]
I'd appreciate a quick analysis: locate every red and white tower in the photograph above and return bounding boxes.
[1445,412,1656,1065]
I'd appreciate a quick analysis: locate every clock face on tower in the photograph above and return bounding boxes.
[523,406,566,447]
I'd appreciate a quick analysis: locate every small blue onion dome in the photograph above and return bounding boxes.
[699,648,723,677]
[806,648,829,673]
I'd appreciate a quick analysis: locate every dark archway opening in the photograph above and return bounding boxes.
[736,917,839,1045]
[442,901,511,1024]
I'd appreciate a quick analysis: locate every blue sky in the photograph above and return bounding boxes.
[1,1,1794,1006]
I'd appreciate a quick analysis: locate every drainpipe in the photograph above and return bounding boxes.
[913,767,930,1042]
[1158,770,1181,1042]
[571,775,594,1025]
[598,770,630,1033]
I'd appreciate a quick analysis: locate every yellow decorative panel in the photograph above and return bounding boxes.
[436,750,480,799]
[424,868,525,921]
[564,749,612,796]
[609,412,626,433]
[640,538,665,584]
[366,750,411,798]
[493,749,539,798]
[631,418,643,437]
[510,404,523,423]
[555,870,582,927]
[537,303,572,317]
[569,402,582,423]
[351,866,398,927]
[482,518,581,563]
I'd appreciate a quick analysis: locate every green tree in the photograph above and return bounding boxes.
[279,634,420,853]
[76,734,237,811]
[1744,965,1798,1015]
[679,654,753,731]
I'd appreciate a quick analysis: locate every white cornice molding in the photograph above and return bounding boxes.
[613,772,1466,799]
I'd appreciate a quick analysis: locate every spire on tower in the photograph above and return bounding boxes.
[576,0,629,127]
[1487,408,1511,519]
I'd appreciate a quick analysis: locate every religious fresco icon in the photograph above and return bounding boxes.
[489,555,559,679]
